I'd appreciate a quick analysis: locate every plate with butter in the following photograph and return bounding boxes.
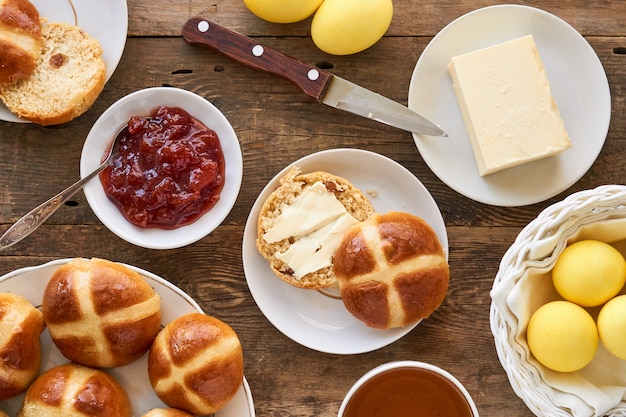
[408,4,610,206]
[242,148,448,354]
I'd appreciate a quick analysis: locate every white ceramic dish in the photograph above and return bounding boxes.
[0,0,128,123]
[338,361,479,417]
[408,4,610,207]
[81,87,243,249]
[0,258,255,417]
[242,148,448,354]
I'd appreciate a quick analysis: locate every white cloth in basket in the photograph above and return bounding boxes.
[492,217,626,416]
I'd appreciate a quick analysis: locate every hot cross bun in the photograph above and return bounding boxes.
[0,292,45,400]
[148,313,244,415]
[333,211,450,329]
[42,258,161,368]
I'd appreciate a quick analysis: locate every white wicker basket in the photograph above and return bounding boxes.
[490,185,626,417]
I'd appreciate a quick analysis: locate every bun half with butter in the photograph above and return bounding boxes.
[333,211,449,329]
[256,166,375,289]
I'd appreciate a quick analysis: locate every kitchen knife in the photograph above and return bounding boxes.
[182,17,446,136]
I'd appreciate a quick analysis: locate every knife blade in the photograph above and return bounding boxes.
[182,17,446,136]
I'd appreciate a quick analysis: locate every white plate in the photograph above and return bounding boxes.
[408,4,610,207]
[81,87,243,250]
[242,149,448,354]
[0,259,255,417]
[0,0,128,123]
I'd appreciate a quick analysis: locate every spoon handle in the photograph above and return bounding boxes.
[0,163,108,250]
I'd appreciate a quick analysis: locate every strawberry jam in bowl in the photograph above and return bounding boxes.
[100,105,225,229]
[81,87,243,249]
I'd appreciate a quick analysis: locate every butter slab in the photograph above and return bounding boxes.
[448,35,571,176]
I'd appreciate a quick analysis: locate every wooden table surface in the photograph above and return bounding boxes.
[1,1,625,416]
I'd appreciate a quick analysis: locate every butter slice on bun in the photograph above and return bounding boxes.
[333,211,449,329]
[148,313,244,415]
[256,166,374,289]
[0,293,45,400]
[0,0,42,85]
[18,363,131,417]
[42,258,161,368]
[0,21,106,125]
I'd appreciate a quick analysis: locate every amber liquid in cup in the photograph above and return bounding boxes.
[343,367,474,417]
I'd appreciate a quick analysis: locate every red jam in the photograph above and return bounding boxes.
[99,106,225,229]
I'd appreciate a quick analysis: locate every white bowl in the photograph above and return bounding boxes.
[338,361,479,417]
[80,87,243,249]
[490,185,626,417]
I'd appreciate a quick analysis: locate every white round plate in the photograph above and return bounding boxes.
[81,87,243,250]
[0,0,128,123]
[0,258,255,417]
[242,148,448,354]
[408,4,610,207]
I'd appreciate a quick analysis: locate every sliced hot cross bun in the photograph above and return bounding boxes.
[0,292,45,400]
[148,313,244,415]
[41,258,162,368]
[333,211,450,329]
[17,363,131,417]
[256,166,375,289]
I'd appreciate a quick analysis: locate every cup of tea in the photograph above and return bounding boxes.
[338,360,479,417]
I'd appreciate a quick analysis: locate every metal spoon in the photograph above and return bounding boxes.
[0,128,125,250]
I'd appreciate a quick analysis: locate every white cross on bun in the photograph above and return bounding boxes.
[0,0,42,85]
[17,363,131,417]
[0,292,45,400]
[148,313,244,415]
[42,258,162,368]
[333,211,450,329]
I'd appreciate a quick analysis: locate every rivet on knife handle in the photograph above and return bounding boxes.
[182,17,332,101]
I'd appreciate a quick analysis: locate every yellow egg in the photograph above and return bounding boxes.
[597,295,626,360]
[311,0,393,55]
[244,0,324,24]
[527,301,598,372]
[552,240,626,307]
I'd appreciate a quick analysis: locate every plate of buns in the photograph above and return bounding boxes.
[0,0,128,124]
[242,148,449,354]
[0,258,255,417]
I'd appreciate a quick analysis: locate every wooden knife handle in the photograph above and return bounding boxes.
[182,17,332,101]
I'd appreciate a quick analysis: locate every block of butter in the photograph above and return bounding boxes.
[448,35,571,176]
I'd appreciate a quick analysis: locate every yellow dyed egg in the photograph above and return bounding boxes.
[244,0,324,24]
[527,301,598,372]
[552,240,626,307]
[597,295,626,360]
[311,0,393,55]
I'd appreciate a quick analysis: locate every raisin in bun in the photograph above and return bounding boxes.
[18,363,131,417]
[148,313,244,415]
[0,0,42,85]
[141,409,194,417]
[0,21,106,125]
[256,166,374,289]
[42,258,161,368]
[0,293,45,400]
[333,211,449,329]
